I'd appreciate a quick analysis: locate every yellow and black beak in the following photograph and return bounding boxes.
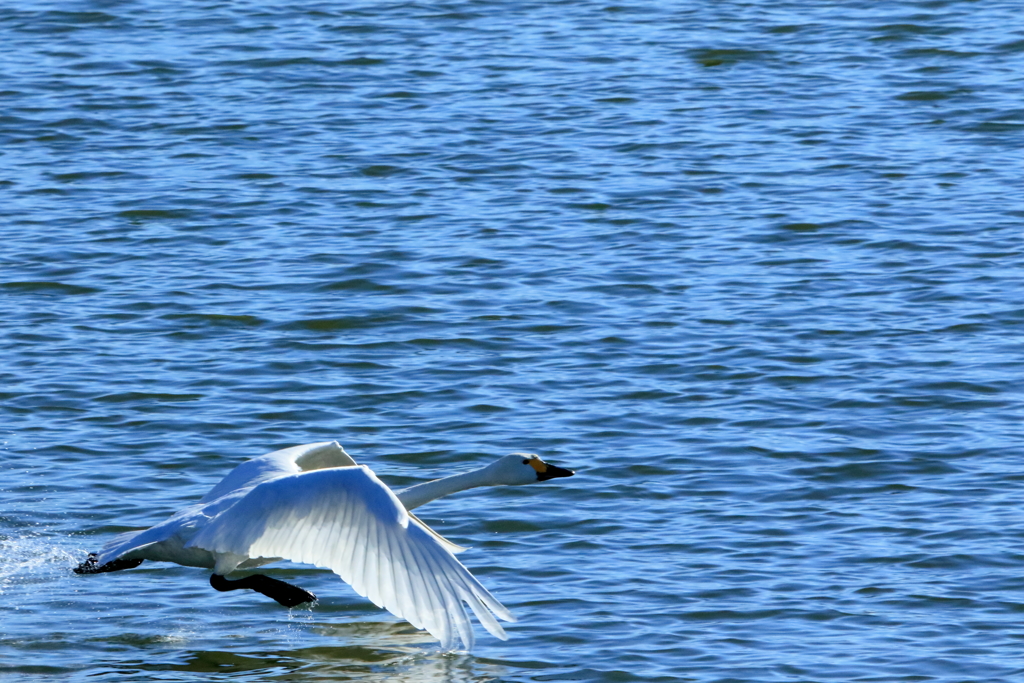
[528,458,575,482]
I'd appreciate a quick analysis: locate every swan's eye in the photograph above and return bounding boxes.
[522,459,530,465]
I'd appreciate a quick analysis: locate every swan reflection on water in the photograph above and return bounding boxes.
[114,620,510,682]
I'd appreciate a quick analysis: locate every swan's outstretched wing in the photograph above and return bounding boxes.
[186,465,514,650]
[199,442,357,504]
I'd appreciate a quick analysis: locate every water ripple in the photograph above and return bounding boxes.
[3,0,1024,681]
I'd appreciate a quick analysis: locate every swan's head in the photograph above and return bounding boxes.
[486,453,575,486]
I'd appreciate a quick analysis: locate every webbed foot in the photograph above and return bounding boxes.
[210,573,317,607]
[74,552,144,575]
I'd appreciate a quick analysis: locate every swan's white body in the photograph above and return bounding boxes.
[88,441,572,650]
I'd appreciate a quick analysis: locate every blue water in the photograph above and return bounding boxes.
[3,1,1024,681]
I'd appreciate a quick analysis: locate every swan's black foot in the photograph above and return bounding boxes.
[74,553,144,575]
[210,573,317,608]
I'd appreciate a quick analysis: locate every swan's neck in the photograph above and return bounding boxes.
[396,467,494,511]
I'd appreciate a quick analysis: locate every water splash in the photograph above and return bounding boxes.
[0,533,81,596]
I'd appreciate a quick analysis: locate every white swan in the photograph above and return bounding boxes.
[74,441,574,650]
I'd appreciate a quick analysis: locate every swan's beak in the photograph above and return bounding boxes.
[536,461,575,482]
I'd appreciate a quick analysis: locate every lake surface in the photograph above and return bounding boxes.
[2,1,1024,681]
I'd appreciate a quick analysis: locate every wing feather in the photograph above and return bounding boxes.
[405,523,466,649]
[347,502,371,599]
[362,504,384,607]
[187,465,512,650]
[377,519,402,616]
[321,494,347,568]
[389,530,420,628]
[335,495,358,569]
[399,530,429,625]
